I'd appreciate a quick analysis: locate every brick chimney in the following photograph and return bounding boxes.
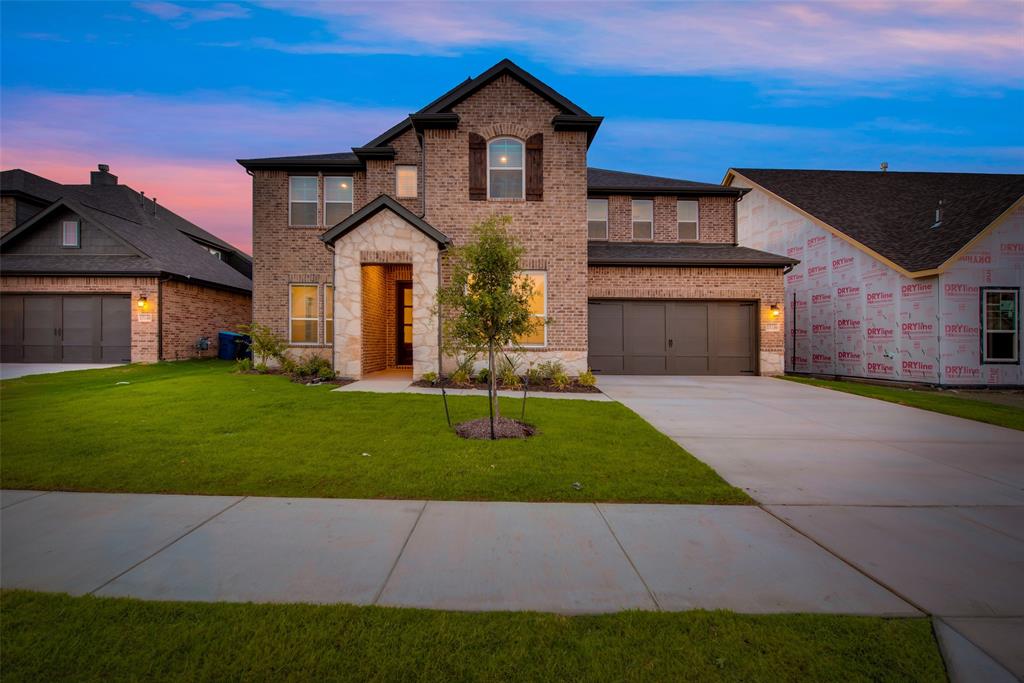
[90,164,118,186]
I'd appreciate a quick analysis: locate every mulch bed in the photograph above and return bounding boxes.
[412,378,601,394]
[454,417,537,440]
[237,369,355,387]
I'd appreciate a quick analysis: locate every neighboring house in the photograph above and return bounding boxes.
[726,168,1024,386]
[0,166,252,363]
[238,59,795,380]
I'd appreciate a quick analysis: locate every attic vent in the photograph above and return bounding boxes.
[880,161,888,173]
[931,199,944,230]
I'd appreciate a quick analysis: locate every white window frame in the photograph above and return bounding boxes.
[520,270,547,348]
[632,199,654,241]
[587,198,608,240]
[324,176,354,226]
[324,284,334,346]
[289,283,319,345]
[395,165,418,198]
[487,137,524,200]
[677,199,700,241]
[61,220,80,248]
[289,176,318,227]
[982,288,1019,363]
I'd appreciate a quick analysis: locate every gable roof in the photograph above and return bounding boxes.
[726,168,1024,274]
[589,168,746,196]
[320,194,450,247]
[1,169,252,292]
[240,59,601,170]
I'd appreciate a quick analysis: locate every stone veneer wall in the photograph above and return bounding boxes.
[587,265,787,375]
[333,209,440,379]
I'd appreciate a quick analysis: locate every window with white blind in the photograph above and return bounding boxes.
[289,176,317,226]
[324,176,353,225]
[677,200,699,240]
[61,220,80,248]
[632,199,653,240]
[395,166,417,198]
[587,199,608,240]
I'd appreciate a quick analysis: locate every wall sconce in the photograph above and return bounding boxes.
[137,296,148,311]
[770,304,780,318]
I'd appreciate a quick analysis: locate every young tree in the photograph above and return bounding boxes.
[436,215,543,438]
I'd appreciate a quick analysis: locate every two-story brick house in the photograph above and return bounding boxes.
[238,59,796,380]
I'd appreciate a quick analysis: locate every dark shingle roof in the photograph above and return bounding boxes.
[730,168,1024,272]
[235,151,360,169]
[1,169,252,292]
[588,242,798,267]
[589,168,745,196]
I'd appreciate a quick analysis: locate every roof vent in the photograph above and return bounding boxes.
[90,163,118,186]
[880,161,888,173]
[931,199,944,230]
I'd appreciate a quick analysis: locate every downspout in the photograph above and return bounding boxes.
[437,247,444,377]
[733,194,741,245]
[417,131,428,219]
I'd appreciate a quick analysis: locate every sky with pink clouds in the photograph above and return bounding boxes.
[2,0,1022,254]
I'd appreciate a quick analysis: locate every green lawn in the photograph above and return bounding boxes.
[782,375,1024,432]
[0,591,946,683]
[0,361,747,503]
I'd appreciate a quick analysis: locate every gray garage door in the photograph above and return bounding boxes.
[1,294,131,363]
[588,300,757,375]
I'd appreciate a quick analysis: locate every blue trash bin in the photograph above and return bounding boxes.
[218,331,245,360]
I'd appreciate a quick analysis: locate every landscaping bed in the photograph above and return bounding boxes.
[0,591,946,683]
[412,377,601,394]
[783,375,1024,431]
[0,360,747,504]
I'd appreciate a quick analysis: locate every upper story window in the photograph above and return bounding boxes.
[324,176,353,225]
[61,220,80,248]
[983,288,1019,363]
[632,199,653,240]
[289,176,317,226]
[396,165,418,198]
[488,138,524,199]
[677,200,699,240]
[587,199,608,240]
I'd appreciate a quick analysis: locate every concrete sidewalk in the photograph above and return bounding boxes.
[1,490,913,616]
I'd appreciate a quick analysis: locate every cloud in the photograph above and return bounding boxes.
[249,1,1024,85]
[133,1,249,26]
[1,89,408,252]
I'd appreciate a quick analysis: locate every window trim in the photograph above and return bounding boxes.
[323,176,354,226]
[631,199,654,241]
[61,220,80,248]
[288,176,318,227]
[677,199,700,241]
[289,283,320,346]
[395,165,418,198]
[519,270,547,348]
[587,198,609,240]
[981,287,1019,364]
[324,284,334,346]
[487,137,525,200]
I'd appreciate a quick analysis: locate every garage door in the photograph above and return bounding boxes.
[588,300,756,375]
[1,294,131,363]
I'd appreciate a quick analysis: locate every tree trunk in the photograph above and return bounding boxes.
[488,342,499,439]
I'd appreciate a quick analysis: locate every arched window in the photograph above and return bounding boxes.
[488,137,524,199]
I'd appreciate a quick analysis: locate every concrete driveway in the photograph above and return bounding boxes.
[0,363,122,380]
[600,375,1024,681]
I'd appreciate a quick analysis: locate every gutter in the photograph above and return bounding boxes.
[588,259,799,268]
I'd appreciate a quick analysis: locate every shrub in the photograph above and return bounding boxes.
[290,352,333,380]
[477,367,490,385]
[536,360,565,381]
[234,358,253,373]
[450,368,472,386]
[500,365,522,389]
[551,369,571,390]
[421,371,439,384]
[526,366,544,386]
[240,323,286,367]
[318,365,336,381]
[577,369,596,387]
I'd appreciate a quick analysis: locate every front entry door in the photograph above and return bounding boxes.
[396,282,413,366]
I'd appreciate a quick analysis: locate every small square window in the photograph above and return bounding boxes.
[677,200,699,240]
[396,166,418,198]
[61,220,80,248]
[587,199,608,240]
[632,200,653,240]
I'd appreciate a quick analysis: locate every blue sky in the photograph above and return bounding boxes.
[2,1,1022,251]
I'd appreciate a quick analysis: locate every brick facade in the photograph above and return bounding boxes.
[0,275,160,362]
[160,280,252,360]
[599,194,735,244]
[588,265,787,374]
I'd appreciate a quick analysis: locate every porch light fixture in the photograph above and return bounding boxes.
[770,304,780,317]
[137,296,148,310]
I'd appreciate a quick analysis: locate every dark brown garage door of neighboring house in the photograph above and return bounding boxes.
[588,300,757,375]
[1,294,131,363]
